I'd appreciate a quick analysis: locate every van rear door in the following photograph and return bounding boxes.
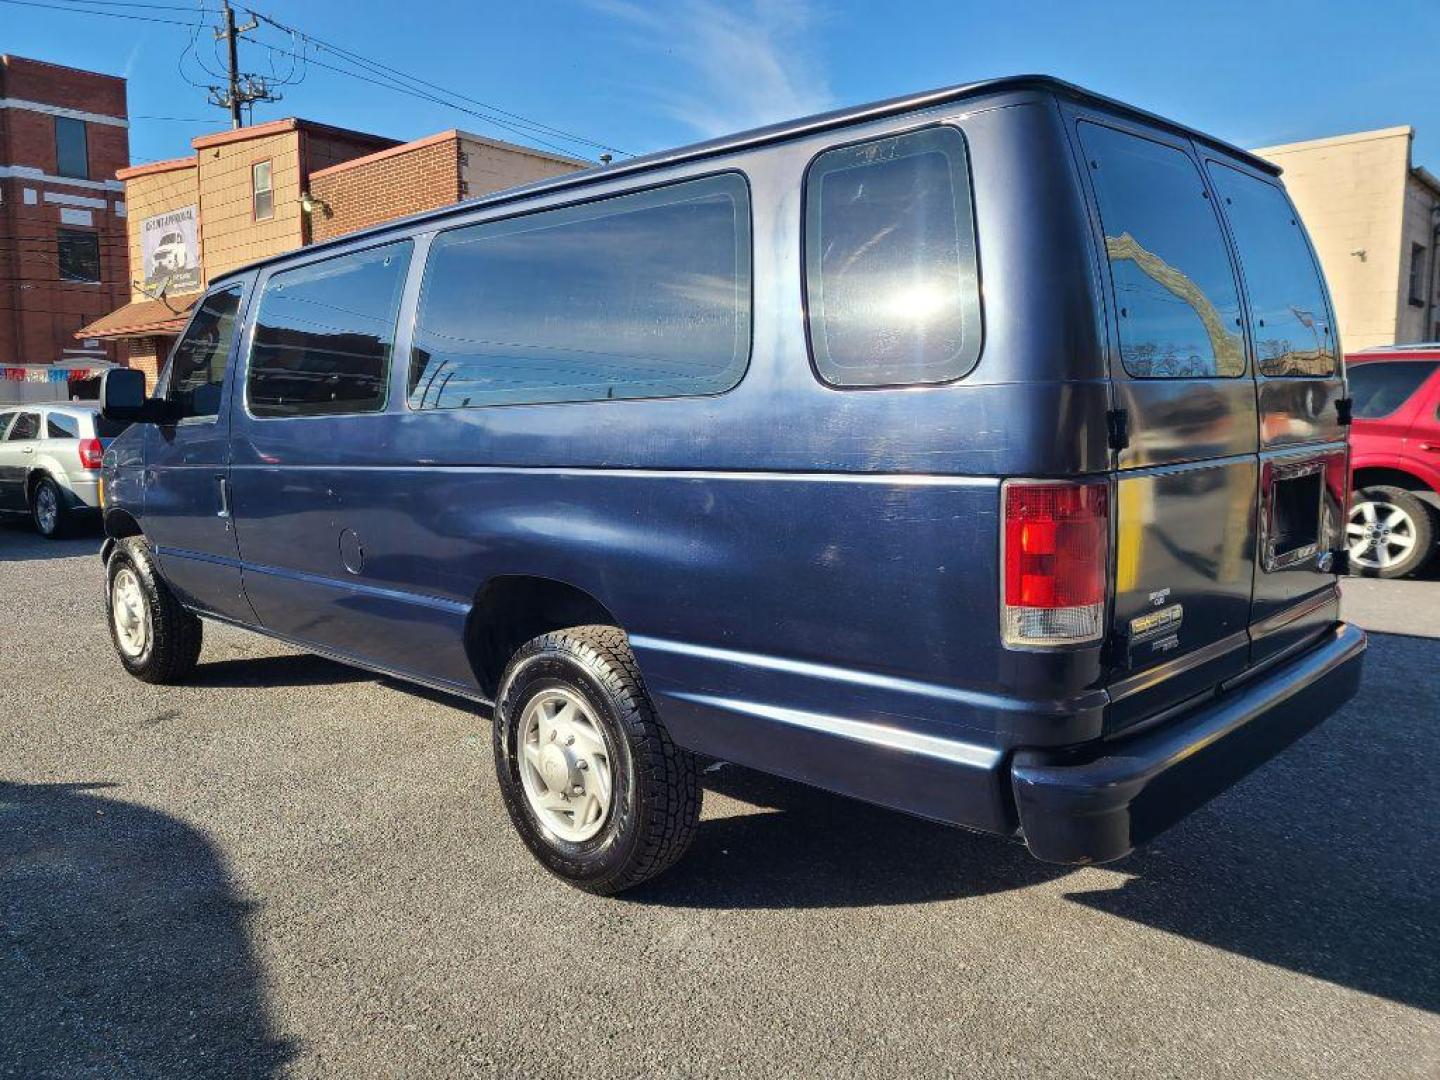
[1075,118,1261,731]
[1205,160,1347,667]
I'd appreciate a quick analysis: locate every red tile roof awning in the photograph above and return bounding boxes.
[77,296,196,340]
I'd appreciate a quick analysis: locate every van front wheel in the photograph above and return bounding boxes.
[105,537,204,683]
[492,625,701,894]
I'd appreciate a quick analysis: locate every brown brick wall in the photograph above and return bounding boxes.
[121,335,168,390]
[309,138,462,242]
[0,55,129,367]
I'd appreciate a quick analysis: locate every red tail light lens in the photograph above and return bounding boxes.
[78,438,103,470]
[1001,480,1109,647]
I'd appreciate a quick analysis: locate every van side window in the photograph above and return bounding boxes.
[1208,164,1337,378]
[408,173,751,410]
[1079,123,1245,378]
[248,241,412,418]
[804,126,981,387]
[167,286,243,420]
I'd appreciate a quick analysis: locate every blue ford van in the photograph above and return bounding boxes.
[99,77,1367,894]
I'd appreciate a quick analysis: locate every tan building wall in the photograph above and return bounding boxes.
[193,126,305,280]
[1255,126,1440,350]
[118,157,200,303]
[309,129,584,243]
[458,132,582,198]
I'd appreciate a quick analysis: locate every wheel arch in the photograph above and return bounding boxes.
[465,575,623,700]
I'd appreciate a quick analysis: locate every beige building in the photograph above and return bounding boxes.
[1255,127,1440,351]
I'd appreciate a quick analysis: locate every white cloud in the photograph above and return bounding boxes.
[588,0,832,138]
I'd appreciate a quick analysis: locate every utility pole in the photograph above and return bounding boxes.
[208,0,278,129]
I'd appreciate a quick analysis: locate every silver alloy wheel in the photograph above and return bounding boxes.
[34,482,58,535]
[517,687,613,843]
[111,567,151,659]
[1346,498,1419,571]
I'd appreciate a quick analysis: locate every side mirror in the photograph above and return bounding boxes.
[100,367,177,425]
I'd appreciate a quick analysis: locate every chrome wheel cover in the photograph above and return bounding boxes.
[517,687,614,843]
[1346,499,1418,571]
[111,567,151,659]
[34,483,58,534]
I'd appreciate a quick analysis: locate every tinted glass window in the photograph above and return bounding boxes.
[6,412,40,441]
[1209,164,1337,377]
[46,414,80,439]
[1348,361,1438,419]
[54,116,88,179]
[805,127,981,386]
[1080,123,1245,378]
[58,230,101,283]
[410,174,751,410]
[168,287,243,420]
[94,414,131,438]
[248,242,411,418]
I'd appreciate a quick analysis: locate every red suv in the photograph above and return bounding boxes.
[1347,345,1440,577]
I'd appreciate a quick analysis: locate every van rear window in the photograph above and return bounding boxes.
[804,126,981,387]
[409,173,751,410]
[1208,163,1337,378]
[1079,122,1245,379]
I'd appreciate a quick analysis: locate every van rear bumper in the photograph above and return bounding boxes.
[1011,621,1366,864]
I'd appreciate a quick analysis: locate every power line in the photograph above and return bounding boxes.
[247,9,628,157]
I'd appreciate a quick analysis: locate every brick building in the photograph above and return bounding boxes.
[81,120,583,383]
[0,55,129,394]
[308,129,581,242]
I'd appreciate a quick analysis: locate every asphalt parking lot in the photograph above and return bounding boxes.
[2,521,1438,1079]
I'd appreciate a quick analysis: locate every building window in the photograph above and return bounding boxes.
[253,160,274,221]
[1410,242,1428,306]
[57,230,101,283]
[54,116,89,180]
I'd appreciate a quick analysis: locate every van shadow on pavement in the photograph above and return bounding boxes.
[0,781,295,1078]
[634,630,1440,1015]
[0,517,102,563]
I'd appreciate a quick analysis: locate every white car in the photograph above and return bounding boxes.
[0,403,129,538]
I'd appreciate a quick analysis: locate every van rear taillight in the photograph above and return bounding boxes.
[78,438,103,470]
[1001,480,1109,648]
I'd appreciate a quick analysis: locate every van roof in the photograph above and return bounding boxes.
[212,74,1279,285]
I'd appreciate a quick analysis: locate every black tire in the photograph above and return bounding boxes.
[1347,485,1435,579]
[493,625,701,894]
[105,537,204,684]
[29,475,69,539]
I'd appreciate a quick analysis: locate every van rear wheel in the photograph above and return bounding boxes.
[492,625,701,894]
[105,537,204,683]
[1347,485,1434,579]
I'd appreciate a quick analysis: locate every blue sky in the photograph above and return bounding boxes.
[5,0,1439,170]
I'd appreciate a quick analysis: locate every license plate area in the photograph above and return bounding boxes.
[1263,463,1324,571]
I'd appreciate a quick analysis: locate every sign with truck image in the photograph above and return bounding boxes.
[141,205,201,294]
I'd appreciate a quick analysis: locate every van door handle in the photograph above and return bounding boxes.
[216,475,231,519]
[20,447,33,455]
[1420,443,1440,453]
